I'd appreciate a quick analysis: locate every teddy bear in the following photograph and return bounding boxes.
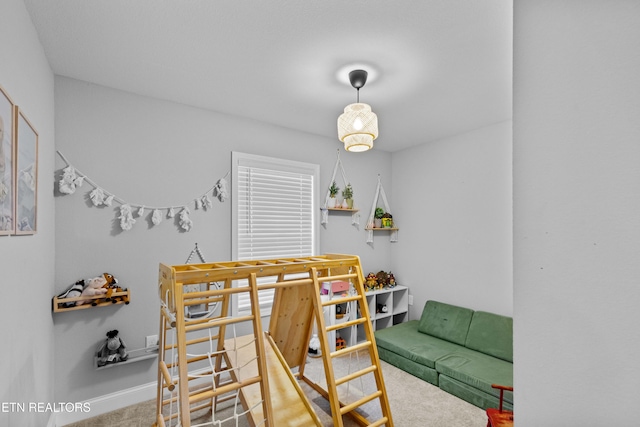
[96,330,128,367]
[78,273,118,306]
[73,276,108,306]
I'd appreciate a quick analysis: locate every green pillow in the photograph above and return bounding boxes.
[417,300,474,346]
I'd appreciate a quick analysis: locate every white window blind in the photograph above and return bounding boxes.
[232,152,319,316]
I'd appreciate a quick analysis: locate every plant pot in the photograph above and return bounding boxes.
[382,218,393,228]
[341,199,349,209]
[374,218,382,228]
[346,198,354,209]
[327,197,337,208]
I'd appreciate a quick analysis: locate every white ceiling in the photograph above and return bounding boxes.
[23,0,512,152]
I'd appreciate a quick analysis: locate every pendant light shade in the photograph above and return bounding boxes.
[337,69,378,152]
[337,103,378,152]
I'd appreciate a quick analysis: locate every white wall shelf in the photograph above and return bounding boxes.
[95,347,158,370]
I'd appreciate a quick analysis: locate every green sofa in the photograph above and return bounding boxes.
[374,300,513,410]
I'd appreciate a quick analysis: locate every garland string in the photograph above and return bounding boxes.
[56,150,229,232]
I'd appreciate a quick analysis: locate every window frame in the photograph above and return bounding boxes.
[231,151,319,317]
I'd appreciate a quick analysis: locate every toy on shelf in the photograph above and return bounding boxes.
[53,272,130,312]
[388,272,396,287]
[56,280,85,308]
[335,334,347,350]
[96,330,128,367]
[376,303,388,314]
[79,278,108,306]
[365,273,378,291]
[364,270,398,292]
[375,271,389,290]
[96,273,129,305]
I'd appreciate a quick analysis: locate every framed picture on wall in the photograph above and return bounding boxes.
[15,107,38,235]
[0,85,15,236]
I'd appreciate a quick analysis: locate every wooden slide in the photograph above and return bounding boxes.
[225,333,322,427]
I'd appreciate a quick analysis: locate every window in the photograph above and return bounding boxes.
[232,152,319,316]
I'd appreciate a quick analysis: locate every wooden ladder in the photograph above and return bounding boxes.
[154,264,274,427]
[300,257,394,427]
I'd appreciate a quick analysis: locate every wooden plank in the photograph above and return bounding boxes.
[268,281,316,369]
[225,334,321,427]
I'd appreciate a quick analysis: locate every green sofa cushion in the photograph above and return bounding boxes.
[417,300,474,346]
[375,321,463,368]
[465,311,513,362]
[438,375,513,411]
[377,346,439,386]
[434,348,513,400]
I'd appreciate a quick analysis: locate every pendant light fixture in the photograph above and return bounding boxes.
[337,69,378,152]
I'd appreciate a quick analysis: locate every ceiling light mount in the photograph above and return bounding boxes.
[337,69,379,152]
[349,69,368,89]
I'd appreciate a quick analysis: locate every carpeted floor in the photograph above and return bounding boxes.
[63,354,486,427]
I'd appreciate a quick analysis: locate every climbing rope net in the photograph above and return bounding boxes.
[161,321,266,427]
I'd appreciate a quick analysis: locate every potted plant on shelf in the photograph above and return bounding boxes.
[374,207,385,228]
[342,183,354,209]
[381,212,393,228]
[328,181,340,208]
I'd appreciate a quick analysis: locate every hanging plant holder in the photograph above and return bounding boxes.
[320,150,359,227]
[366,174,398,243]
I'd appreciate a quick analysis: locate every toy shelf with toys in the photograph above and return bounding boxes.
[52,290,131,313]
[95,346,157,370]
[52,272,130,313]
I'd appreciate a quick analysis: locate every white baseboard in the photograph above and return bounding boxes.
[52,379,157,427]
[50,366,215,427]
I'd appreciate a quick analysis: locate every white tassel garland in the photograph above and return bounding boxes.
[151,209,162,226]
[119,204,136,231]
[179,207,193,231]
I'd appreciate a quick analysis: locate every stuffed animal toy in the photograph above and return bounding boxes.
[57,280,86,308]
[104,283,130,305]
[388,272,396,287]
[98,273,125,304]
[377,303,388,314]
[375,271,389,289]
[78,273,117,306]
[365,273,378,291]
[96,330,128,367]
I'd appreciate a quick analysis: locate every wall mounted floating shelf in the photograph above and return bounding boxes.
[95,347,158,370]
[326,208,359,213]
[52,290,131,313]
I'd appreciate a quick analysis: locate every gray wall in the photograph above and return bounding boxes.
[392,121,513,319]
[53,77,514,404]
[0,0,56,426]
[53,76,395,403]
[514,1,640,424]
